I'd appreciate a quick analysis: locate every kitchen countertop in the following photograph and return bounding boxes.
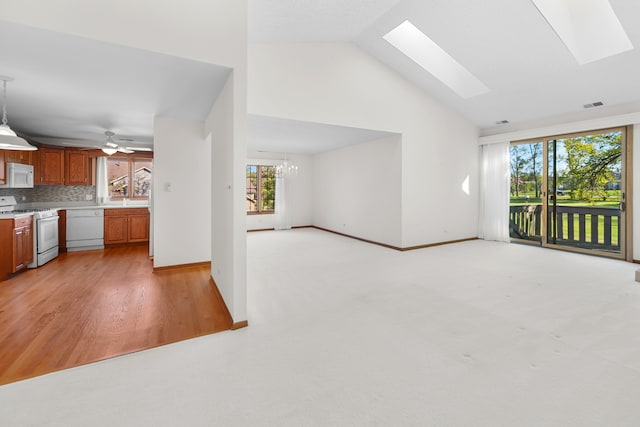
[1,202,149,219]
[15,202,149,211]
[63,204,149,210]
[0,212,35,220]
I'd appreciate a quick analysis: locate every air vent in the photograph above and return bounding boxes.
[495,120,509,125]
[583,101,604,108]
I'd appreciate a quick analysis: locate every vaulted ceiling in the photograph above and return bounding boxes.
[2,1,640,152]
[250,0,640,136]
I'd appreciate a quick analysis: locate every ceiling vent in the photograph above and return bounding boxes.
[495,120,509,125]
[583,101,604,108]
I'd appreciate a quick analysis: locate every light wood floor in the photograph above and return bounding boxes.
[0,245,231,385]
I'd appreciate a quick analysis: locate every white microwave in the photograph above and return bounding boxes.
[0,162,34,188]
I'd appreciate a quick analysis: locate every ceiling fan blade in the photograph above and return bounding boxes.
[124,146,153,152]
[118,147,134,154]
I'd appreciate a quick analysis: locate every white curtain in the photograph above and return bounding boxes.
[479,141,510,242]
[274,173,291,230]
[96,156,109,205]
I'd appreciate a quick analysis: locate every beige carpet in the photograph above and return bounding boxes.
[1,228,640,426]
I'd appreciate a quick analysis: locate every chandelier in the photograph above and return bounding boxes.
[276,158,298,178]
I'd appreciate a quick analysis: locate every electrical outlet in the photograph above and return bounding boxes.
[86,194,93,200]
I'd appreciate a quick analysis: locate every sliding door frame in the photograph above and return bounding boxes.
[511,125,633,261]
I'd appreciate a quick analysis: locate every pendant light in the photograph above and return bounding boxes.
[0,77,37,151]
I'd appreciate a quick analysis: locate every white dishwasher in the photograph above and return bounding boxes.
[66,208,105,251]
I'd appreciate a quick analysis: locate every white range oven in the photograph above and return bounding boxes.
[28,208,60,268]
[0,196,59,268]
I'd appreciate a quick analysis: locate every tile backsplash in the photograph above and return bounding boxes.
[0,185,96,203]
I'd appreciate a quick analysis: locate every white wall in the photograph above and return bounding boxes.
[1,1,250,322]
[246,153,313,230]
[312,135,402,247]
[207,73,247,323]
[153,117,210,267]
[249,43,479,247]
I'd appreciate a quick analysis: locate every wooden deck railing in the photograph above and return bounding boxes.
[509,205,620,250]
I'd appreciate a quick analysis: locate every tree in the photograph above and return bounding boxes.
[260,166,276,210]
[562,132,621,204]
[527,142,542,198]
[510,145,527,197]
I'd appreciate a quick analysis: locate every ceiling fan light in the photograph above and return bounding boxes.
[101,146,118,156]
[0,134,38,151]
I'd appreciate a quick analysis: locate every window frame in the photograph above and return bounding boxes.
[246,164,276,215]
[106,154,153,201]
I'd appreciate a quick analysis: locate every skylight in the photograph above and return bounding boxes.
[383,20,490,99]
[531,0,633,65]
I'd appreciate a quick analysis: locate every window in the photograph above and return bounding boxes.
[246,165,275,214]
[107,156,153,200]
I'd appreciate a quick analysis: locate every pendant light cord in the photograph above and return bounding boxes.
[1,80,8,127]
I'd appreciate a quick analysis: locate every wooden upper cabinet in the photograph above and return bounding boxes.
[65,150,89,186]
[4,150,33,165]
[0,150,5,185]
[36,147,65,185]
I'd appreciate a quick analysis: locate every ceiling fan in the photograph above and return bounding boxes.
[101,131,137,155]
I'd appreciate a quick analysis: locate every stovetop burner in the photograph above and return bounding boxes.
[13,208,57,213]
[0,197,59,218]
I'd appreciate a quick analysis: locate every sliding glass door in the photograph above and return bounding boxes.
[510,127,628,259]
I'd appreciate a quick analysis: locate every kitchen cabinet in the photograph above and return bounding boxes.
[65,150,90,185]
[4,150,33,165]
[58,210,67,252]
[0,150,5,185]
[0,215,33,281]
[104,213,127,245]
[104,208,149,245]
[36,146,65,185]
[13,216,33,272]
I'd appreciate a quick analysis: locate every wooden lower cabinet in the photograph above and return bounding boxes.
[105,214,128,245]
[0,215,34,281]
[104,208,149,245]
[0,150,5,185]
[58,210,67,252]
[14,222,33,272]
[128,213,150,242]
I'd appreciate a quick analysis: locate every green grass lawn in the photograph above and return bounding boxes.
[510,192,621,246]
[558,214,619,246]
[510,195,620,208]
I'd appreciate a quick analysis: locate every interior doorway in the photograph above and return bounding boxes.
[509,127,631,260]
